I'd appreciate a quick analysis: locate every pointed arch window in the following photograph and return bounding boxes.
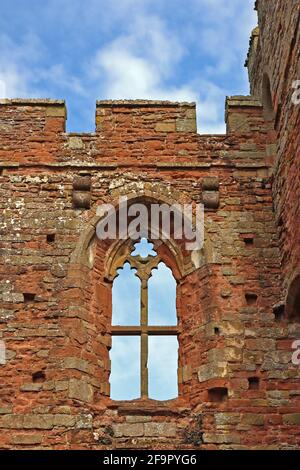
[109,238,179,400]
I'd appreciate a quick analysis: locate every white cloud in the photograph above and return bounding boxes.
[38,64,87,96]
[90,14,226,132]
[0,33,85,99]
[192,0,257,75]
[89,4,254,133]
[195,78,228,133]
[0,34,38,97]
[0,66,28,98]
[91,15,194,102]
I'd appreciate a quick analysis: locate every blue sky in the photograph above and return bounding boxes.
[0,0,257,133]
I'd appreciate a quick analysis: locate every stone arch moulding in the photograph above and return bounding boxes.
[69,189,215,278]
[105,234,183,283]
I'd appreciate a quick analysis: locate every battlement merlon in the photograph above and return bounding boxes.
[0,97,268,137]
[1,97,267,137]
[0,99,67,132]
[225,95,264,134]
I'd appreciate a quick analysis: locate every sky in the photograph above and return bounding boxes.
[0,0,257,134]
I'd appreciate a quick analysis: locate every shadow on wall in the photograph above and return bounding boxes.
[262,73,275,122]
[286,275,300,322]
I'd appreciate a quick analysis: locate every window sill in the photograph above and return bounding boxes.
[107,397,191,416]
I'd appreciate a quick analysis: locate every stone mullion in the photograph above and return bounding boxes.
[140,277,149,398]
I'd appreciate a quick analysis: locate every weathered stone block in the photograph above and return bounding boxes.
[144,423,177,437]
[75,414,93,429]
[23,414,54,430]
[2,293,24,303]
[113,423,144,438]
[73,175,91,191]
[181,365,193,383]
[202,191,220,209]
[176,117,197,133]
[0,415,24,429]
[242,414,264,426]
[53,414,76,427]
[0,406,12,415]
[215,413,240,426]
[203,433,241,444]
[202,177,219,191]
[125,415,152,423]
[283,414,300,425]
[67,137,85,150]
[198,362,228,382]
[155,121,176,132]
[69,379,94,403]
[63,357,92,374]
[45,105,66,118]
[20,383,42,392]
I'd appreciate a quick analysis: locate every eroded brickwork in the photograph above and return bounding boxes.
[0,0,300,450]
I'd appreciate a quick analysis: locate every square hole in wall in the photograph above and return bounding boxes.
[278,216,283,227]
[248,377,260,390]
[208,387,228,403]
[32,371,46,383]
[23,293,36,303]
[245,293,258,306]
[46,233,56,243]
[244,237,254,248]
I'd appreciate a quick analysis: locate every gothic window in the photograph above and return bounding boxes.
[109,238,179,400]
[286,275,300,322]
